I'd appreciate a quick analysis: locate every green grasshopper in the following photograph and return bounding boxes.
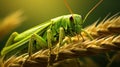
[1,0,103,65]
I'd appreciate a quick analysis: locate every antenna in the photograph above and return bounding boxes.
[63,0,74,15]
[83,0,103,22]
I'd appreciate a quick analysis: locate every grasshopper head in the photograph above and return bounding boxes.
[71,14,83,34]
[52,14,83,36]
[64,14,83,35]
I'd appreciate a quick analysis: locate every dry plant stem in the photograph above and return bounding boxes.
[3,15,120,67]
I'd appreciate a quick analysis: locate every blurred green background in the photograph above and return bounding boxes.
[0,0,120,44]
[0,0,120,67]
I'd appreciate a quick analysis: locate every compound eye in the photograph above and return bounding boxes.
[69,16,74,22]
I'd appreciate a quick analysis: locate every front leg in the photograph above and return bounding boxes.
[55,27,64,61]
[47,29,54,67]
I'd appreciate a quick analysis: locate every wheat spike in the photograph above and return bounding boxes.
[82,13,120,38]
